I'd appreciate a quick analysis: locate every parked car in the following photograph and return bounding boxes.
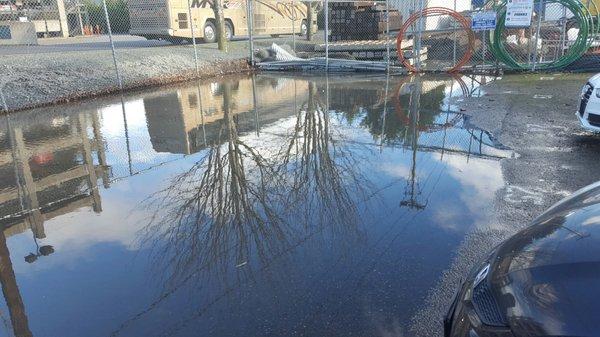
[577,73,600,132]
[444,181,600,337]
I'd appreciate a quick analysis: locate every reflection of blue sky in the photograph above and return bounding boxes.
[0,76,506,337]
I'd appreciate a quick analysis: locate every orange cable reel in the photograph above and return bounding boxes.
[396,7,475,73]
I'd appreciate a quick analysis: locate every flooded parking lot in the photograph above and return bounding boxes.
[0,73,514,337]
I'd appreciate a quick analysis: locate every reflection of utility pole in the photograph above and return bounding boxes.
[325,75,330,133]
[400,79,426,210]
[0,230,33,337]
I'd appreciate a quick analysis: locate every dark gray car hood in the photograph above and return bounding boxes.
[488,182,600,336]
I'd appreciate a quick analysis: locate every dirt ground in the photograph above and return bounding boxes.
[409,72,600,337]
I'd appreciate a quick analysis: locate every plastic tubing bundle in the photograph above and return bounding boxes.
[488,0,597,70]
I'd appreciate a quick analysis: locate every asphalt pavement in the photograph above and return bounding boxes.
[409,72,600,337]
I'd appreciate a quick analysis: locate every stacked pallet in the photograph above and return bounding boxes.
[329,2,402,42]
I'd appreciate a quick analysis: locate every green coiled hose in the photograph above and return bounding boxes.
[487,0,595,70]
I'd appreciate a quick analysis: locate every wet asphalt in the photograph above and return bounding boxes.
[468,73,600,224]
[410,72,600,337]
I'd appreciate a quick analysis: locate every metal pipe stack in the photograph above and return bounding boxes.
[329,2,402,42]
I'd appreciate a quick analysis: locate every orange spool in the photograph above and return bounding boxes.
[396,7,475,73]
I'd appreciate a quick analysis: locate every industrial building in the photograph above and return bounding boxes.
[0,0,92,44]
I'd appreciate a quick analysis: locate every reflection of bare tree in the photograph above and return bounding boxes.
[141,81,372,288]
[117,79,374,337]
[278,81,371,238]
[140,82,290,288]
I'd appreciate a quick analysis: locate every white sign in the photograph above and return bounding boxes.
[472,11,497,31]
[505,0,534,27]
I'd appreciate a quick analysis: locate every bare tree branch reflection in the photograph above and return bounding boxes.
[277,81,372,241]
[118,78,377,337]
[140,82,291,289]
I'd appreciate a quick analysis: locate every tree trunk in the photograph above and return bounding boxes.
[305,2,314,41]
[211,0,228,51]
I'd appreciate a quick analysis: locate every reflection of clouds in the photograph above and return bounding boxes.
[582,215,600,226]
[42,199,143,252]
[8,168,184,275]
[10,215,142,275]
[432,203,464,231]
[409,155,506,337]
[443,155,504,228]
[19,198,144,272]
[378,162,412,179]
[99,99,144,138]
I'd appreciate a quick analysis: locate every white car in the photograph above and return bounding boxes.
[577,73,600,132]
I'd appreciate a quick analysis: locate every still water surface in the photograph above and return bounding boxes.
[0,74,511,337]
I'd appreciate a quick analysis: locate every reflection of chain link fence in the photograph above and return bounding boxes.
[1,0,600,111]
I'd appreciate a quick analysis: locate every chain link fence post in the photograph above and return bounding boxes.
[101,0,123,90]
[324,0,329,71]
[292,0,297,53]
[415,0,425,71]
[532,0,544,71]
[187,0,201,77]
[560,4,567,59]
[482,30,487,69]
[453,0,458,67]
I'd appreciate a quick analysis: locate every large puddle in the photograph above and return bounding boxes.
[0,74,511,337]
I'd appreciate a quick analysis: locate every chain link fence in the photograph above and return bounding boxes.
[1,0,600,112]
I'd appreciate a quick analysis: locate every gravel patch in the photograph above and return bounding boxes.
[0,42,252,112]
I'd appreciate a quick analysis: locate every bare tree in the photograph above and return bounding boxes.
[304,2,315,41]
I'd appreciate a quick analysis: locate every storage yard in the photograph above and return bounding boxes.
[2,0,600,336]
